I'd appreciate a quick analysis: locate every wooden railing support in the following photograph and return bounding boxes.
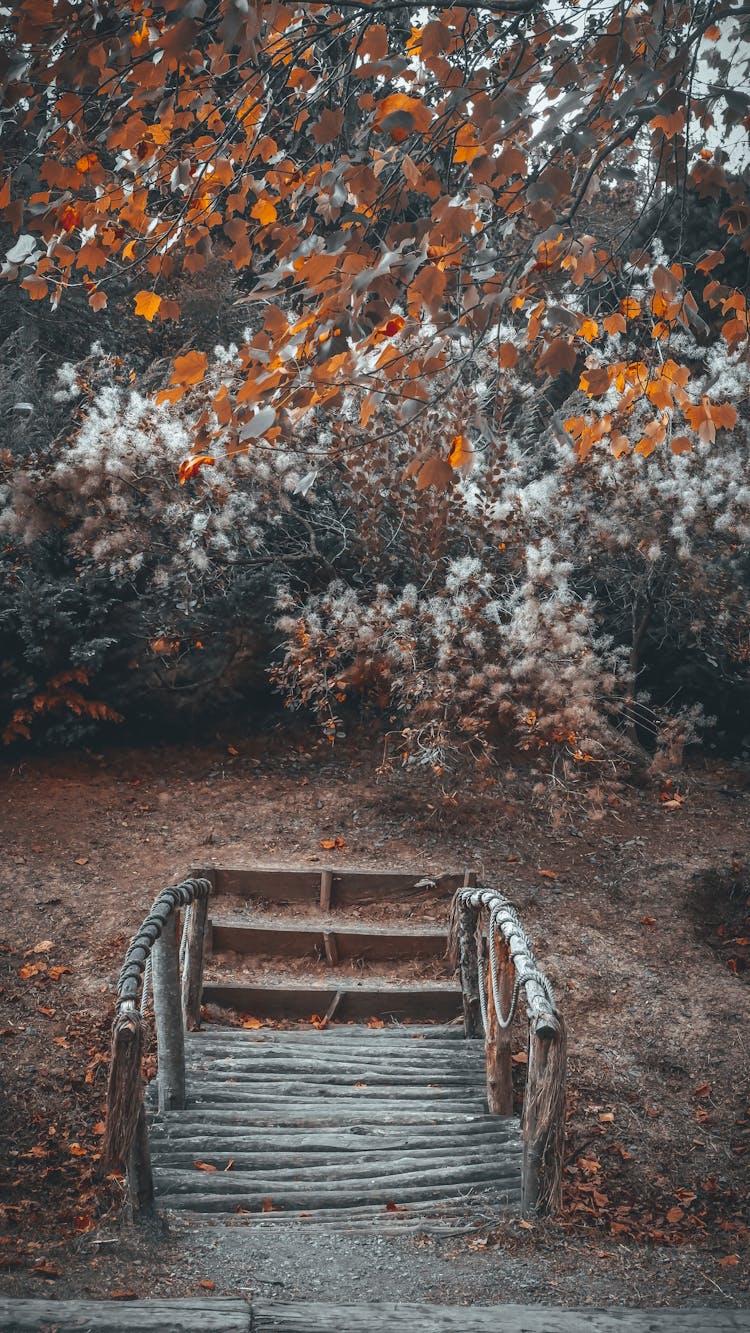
[127,1103,155,1219]
[459,871,482,1038]
[152,914,186,1112]
[521,1014,567,1216]
[485,933,514,1115]
[182,895,209,1031]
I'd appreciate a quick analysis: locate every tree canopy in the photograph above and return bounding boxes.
[2,1,748,476]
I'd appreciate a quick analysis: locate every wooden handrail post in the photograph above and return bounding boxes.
[459,870,482,1038]
[152,913,186,1112]
[182,894,209,1031]
[127,1102,155,1219]
[485,933,514,1115]
[521,1014,567,1216]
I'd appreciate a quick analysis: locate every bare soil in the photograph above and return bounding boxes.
[0,731,749,1308]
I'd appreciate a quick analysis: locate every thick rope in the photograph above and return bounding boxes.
[448,885,559,1026]
[140,955,151,1017]
[116,877,211,1011]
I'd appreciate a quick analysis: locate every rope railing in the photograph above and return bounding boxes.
[447,883,567,1217]
[104,876,212,1219]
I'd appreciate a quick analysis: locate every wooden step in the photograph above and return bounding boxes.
[148,1025,520,1225]
[193,866,462,907]
[209,917,448,964]
[201,982,461,1022]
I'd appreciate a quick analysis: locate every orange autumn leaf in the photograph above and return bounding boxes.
[619,297,641,319]
[241,1016,262,1029]
[683,398,737,444]
[169,350,208,388]
[199,1280,216,1290]
[178,454,215,485]
[538,868,557,879]
[578,317,599,343]
[320,836,345,849]
[251,197,277,226]
[448,434,474,470]
[194,1160,217,1172]
[59,204,81,232]
[134,290,161,322]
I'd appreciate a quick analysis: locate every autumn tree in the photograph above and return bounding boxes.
[1,1,749,769]
[2,1,748,463]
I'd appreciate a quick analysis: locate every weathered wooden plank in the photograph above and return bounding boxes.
[0,1298,250,1332]
[153,1107,492,1128]
[209,921,447,963]
[155,1172,520,1211]
[151,1137,519,1166]
[200,983,461,1023]
[193,867,461,904]
[2,1301,746,1333]
[152,1145,518,1175]
[150,1124,517,1149]
[252,1305,750,1333]
[197,1023,466,1040]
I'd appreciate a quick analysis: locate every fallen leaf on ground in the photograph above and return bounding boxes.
[199,1279,216,1290]
[194,1161,217,1172]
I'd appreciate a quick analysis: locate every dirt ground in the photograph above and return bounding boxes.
[0,729,749,1308]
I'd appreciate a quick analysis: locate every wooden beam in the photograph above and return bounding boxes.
[319,868,333,912]
[182,893,209,1031]
[485,934,514,1115]
[200,983,462,1024]
[152,914,186,1112]
[458,871,482,1039]
[127,1102,155,1220]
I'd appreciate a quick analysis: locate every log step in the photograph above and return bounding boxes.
[148,1025,521,1225]
[201,982,461,1022]
[209,917,448,964]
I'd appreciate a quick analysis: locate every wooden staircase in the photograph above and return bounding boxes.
[145,866,523,1228]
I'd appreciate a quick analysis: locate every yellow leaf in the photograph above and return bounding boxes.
[134,290,161,322]
[251,198,277,226]
[448,434,474,471]
[578,317,599,343]
[619,297,641,319]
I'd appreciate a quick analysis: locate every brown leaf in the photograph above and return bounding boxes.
[311,108,344,145]
[194,1161,218,1172]
[718,1254,739,1268]
[199,1279,216,1290]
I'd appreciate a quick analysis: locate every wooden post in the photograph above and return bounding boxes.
[521,1014,566,1216]
[320,869,333,913]
[459,870,482,1038]
[182,894,209,1031]
[152,913,186,1112]
[127,1102,155,1220]
[485,933,514,1115]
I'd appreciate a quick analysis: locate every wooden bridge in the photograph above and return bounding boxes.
[104,866,567,1229]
